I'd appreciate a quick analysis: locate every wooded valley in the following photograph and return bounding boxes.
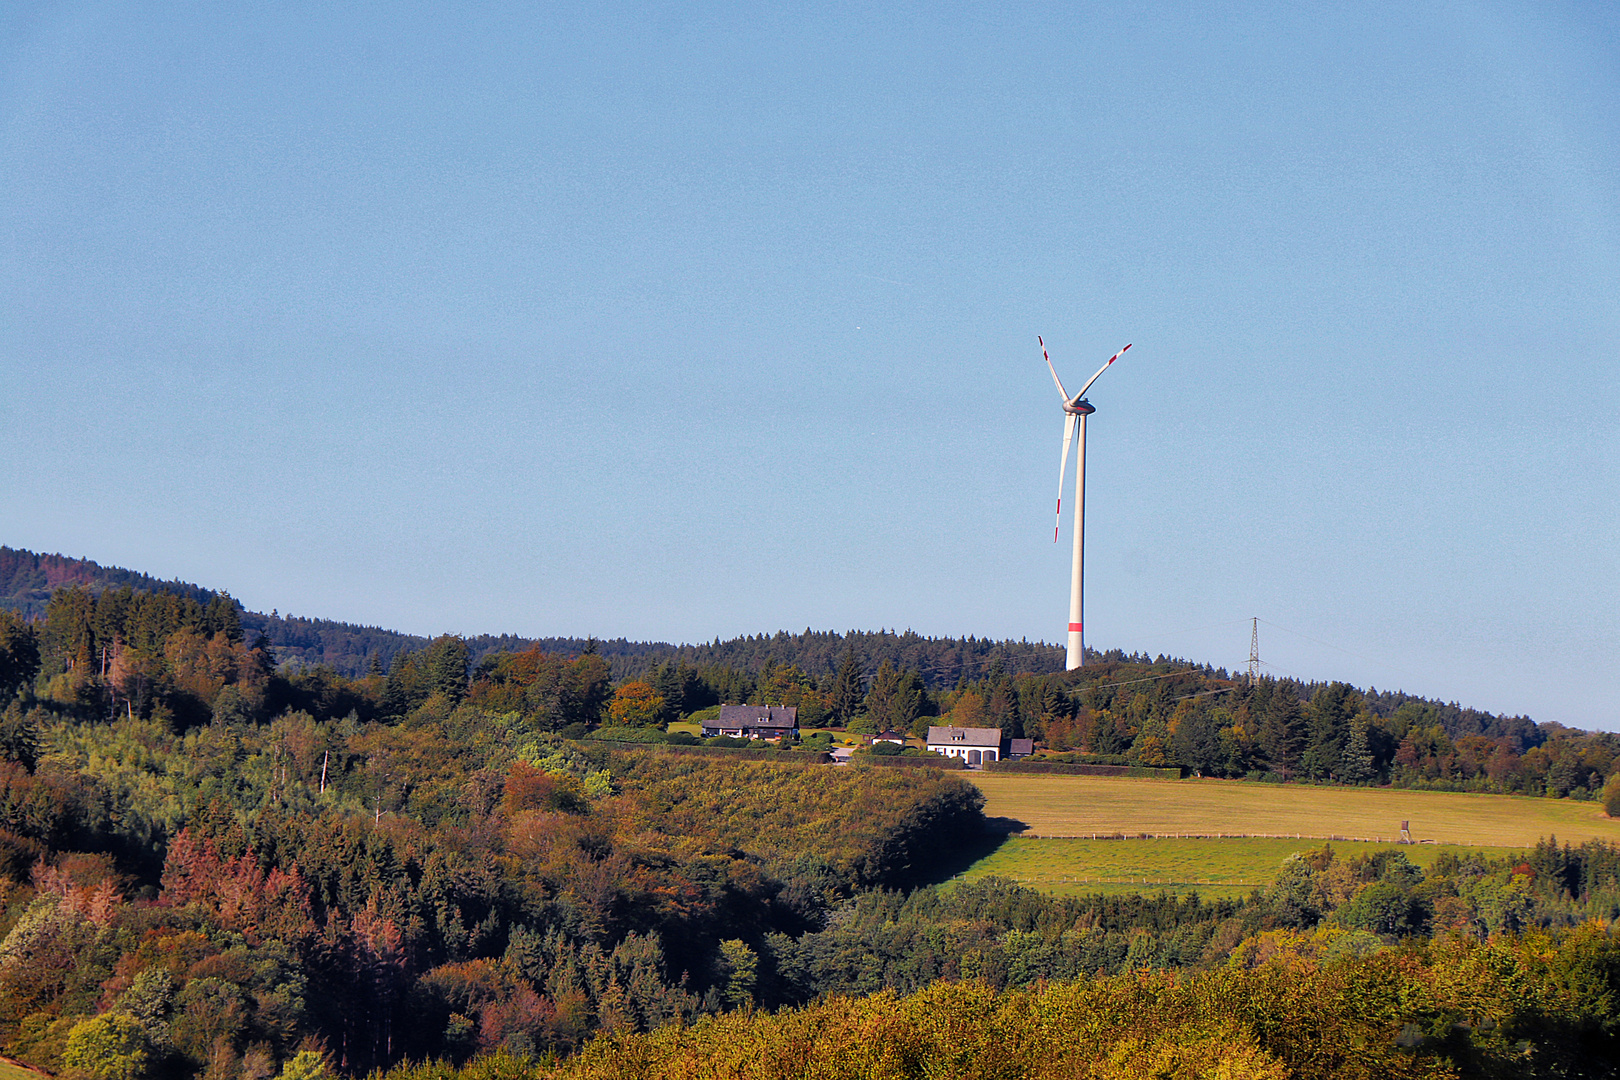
[0,548,1617,1078]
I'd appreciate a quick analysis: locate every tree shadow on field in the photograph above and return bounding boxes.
[913,815,1029,887]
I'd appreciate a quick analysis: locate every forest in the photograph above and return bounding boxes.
[0,557,1616,1076]
[4,545,1612,801]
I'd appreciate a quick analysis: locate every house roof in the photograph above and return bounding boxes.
[925,725,1003,747]
[1009,738,1034,755]
[712,704,798,728]
[874,730,908,741]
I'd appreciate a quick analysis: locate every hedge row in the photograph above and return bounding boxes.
[983,760,1182,779]
[857,755,967,771]
[584,740,833,764]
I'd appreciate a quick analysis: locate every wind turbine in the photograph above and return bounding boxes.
[1042,336,1131,670]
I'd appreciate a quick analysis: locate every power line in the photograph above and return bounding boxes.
[1072,669,1221,695]
[1171,687,1237,702]
[1255,618,1429,687]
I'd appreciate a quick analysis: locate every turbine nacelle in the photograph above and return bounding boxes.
[1062,399,1096,416]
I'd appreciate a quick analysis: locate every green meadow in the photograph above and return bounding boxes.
[952,835,1523,899]
[957,772,1620,899]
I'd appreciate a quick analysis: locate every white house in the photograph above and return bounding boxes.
[925,725,1003,765]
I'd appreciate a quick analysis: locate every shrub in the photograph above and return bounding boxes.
[62,1014,149,1080]
[588,726,666,744]
[1604,773,1620,819]
[1336,881,1428,937]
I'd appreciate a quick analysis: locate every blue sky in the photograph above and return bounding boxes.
[2,2,1616,729]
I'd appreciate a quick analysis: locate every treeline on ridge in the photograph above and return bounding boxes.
[3,567,1617,806]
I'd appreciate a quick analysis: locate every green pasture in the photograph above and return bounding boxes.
[955,772,1620,900]
[0,1059,47,1080]
[970,772,1620,847]
[952,836,1522,899]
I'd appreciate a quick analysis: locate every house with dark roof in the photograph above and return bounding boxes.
[702,704,798,740]
[871,730,909,745]
[925,725,1004,766]
[1008,738,1035,759]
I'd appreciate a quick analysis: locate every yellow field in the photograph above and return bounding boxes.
[970,773,1620,847]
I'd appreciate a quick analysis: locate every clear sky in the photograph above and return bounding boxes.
[2,2,1616,729]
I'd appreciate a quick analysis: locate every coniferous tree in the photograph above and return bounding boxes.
[1341,719,1376,784]
[650,661,688,717]
[0,611,40,702]
[1092,710,1128,755]
[423,635,471,703]
[862,661,921,734]
[1306,683,1359,781]
[830,647,864,726]
[1260,680,1305,775]
[1170,703,1223,775]
[382,650,418,718]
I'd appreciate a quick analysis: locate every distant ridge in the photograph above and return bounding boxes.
[0,545,226,617]
[0,545,1548,741]
[0,545,1065,686]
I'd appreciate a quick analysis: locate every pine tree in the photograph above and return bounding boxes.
[1260,680,1305,775]
[424,635,471,703]
[650,661,688,716]
[830,647,863,726]
[1307,682,1360,781]
[0,610,40,702]
[1341,720,1376,784]
[862,661,921,734]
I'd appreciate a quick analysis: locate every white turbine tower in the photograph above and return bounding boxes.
[1042,336,1131,670]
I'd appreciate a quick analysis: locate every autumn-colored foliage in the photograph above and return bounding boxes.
[368,926,1620,1080]
[1,578,1618,1079]
[605,682,664,728]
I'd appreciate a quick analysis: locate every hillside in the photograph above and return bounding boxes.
[1,545,1620,1077]
[0,546,224,618]
[0,544,1578,747]
[0,545,1065,687]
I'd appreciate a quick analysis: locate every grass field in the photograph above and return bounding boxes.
[956,773,1620,899]
[0,1059,46,1080]
[971,773,1620,846]
[952,836,1523,899]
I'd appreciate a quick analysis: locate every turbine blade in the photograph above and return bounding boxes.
[1075,343,1131,399]
[1040,336,1071,401]
[1054,412,1077,541]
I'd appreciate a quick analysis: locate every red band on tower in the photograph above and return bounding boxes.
[1068,622,1082,632]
